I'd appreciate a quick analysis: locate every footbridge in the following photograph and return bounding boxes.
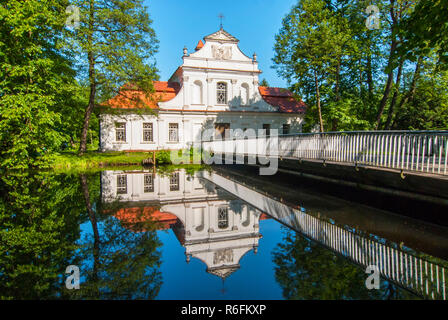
[202,131,448,202]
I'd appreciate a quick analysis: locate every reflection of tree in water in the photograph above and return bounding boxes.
[272,228,418,300]
[0,171,162,299]
[0,172,86,299]
[69,174,163,300]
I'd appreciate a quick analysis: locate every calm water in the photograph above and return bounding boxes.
[1,166,447,300]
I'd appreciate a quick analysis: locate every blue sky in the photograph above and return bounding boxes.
[145,0,298,88]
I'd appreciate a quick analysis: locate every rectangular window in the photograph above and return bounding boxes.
[116,175,127,194]
[214,123,230,139]
[217,82,227,104]
[144,174,154,193]
[262,124,270,136]
[168,123,179,142]
[218,206,229,229]
[115,123,126,142]
[169,172,180,191]
[282,124,290,135]
[143,123,153,142]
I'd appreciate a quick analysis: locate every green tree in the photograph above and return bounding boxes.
[273,0,448,132]
[396,0,448,66]
[392,58,448,130]
[68,0,159,154]
[273,0,353,132]
[0,0,77,169]
[259,78,269,87]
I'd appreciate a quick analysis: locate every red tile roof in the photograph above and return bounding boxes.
[106,81,180,109]
[259,86,307,113]
[195,40,204,51]
[114,206,179,231]
[105,82,306,113]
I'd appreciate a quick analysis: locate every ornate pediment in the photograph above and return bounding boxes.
[211,45,232,60]
[204,28,239,43]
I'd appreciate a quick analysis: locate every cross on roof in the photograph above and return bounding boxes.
[218,13,224,29]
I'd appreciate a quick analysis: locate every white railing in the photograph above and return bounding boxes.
[203,131,448,175]
[203,170,448,300]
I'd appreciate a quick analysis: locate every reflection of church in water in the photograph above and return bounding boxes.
[101,169,268,279]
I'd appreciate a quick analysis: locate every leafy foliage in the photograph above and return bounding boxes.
[273,0,448,132]
[0,1,78,169]
[67,0,160,153]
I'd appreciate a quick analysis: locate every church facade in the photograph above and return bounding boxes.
[99,28,306,152]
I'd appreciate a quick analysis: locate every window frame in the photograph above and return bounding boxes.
[214,123,230,140]
[116,175,127,194]
[169,172,180,191]
[168,123,179,142]
[217,206,229,229]
[144,173,154,193]
[216,82,228,105]
[142,122,154,143]
[262,124,271,137]
[115,122,126,142]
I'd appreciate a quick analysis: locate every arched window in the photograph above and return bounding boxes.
[216,82,227,104]
[240,83,249,105]
[192,80,203,104]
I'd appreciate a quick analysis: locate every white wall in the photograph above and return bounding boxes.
[100,111,303,151]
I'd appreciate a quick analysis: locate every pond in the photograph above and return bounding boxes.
[1,166,447,300]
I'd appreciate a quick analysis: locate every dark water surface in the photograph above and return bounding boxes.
[1,166,447,300]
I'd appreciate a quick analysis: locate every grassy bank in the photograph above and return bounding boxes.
[53,151,150,170]
[53,149,203,171]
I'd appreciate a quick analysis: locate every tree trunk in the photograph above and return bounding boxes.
[391,56,422,128]
[80,174,100,289]
[375,40,397,129]
[384,58,404,129]
[375,0,398,129]
[367,53,374,98]
[335,57,341,102]
[314,70,324,133]
[79,0,96,155]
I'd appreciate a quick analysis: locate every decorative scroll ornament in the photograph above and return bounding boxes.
[214,248,234,264]
[212,45,232,60]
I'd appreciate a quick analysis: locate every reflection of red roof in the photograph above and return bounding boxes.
[106,81,181,109]
[115,206,178,231]
[259,213,270,221]
[259,86,307,113]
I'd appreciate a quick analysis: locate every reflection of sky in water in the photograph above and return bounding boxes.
[80,201,285,299]
[155,219,284,300]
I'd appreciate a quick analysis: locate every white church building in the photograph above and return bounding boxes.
[99,28,306,152]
